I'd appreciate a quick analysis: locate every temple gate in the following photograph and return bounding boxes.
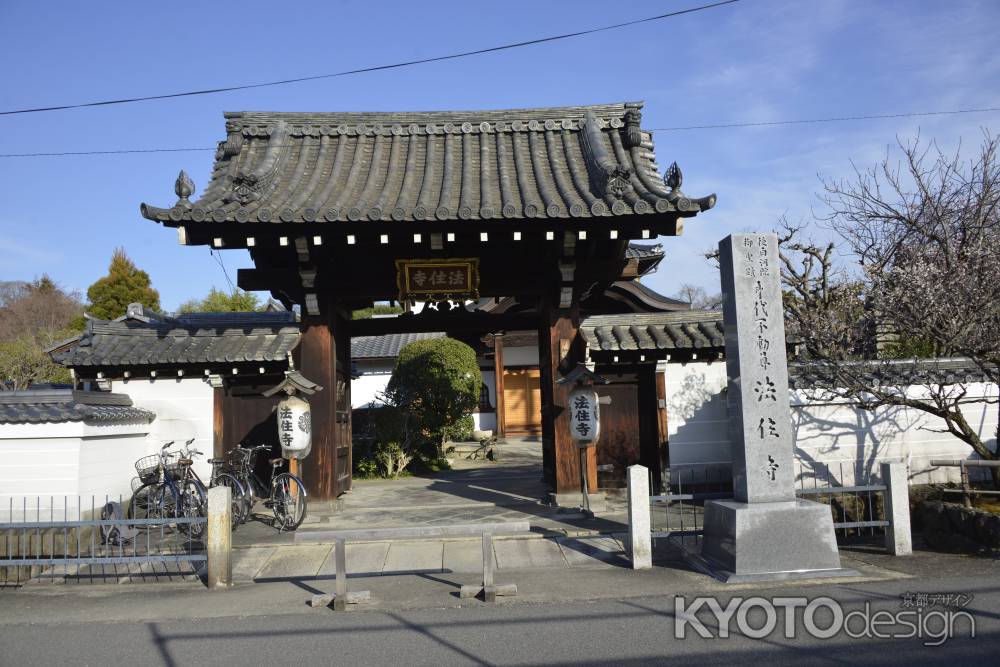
[140,102,715,500]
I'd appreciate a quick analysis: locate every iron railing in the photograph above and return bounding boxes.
[650,462,890,540]
[1,495,206,587]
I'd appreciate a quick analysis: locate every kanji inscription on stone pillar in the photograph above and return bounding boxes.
[719,233,795,503]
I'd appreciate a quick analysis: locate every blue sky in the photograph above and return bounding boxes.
[1,0,998,310]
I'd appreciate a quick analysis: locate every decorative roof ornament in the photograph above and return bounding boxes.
[231,171,261,205]
[174,170,195,209]
[606,167,631,198]
[581,110,632,200]
[664,162,683,194]
[624,107,643,148]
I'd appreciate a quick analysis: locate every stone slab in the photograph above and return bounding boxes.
[254,544,331,580]
[719,233,796,503]
[698,498,850,580]
[494,538,567,570]
[382,540,443,574]
[557,536,626,567]
[317,542,390,576]
[443,539,497,574]
[232,547,277,582]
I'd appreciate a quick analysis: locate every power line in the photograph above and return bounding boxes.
[1,105,996,158]
[0,147,216,157]
[652,107,1000,131]
[210,249,235,292]
[0,1,740,116]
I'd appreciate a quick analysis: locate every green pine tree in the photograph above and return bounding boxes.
[178,287,262,313]
[85,248,161,320]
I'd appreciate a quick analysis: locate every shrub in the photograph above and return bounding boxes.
[442,415,476,442]
[385,338,481,454]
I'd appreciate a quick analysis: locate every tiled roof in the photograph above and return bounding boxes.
[352,332,445,360]
[140,102,715,225]
[581,310,724,352]
[624,243,664,260]
[788,357,995,389]
[0,389,155,425]
[52,311,300,368]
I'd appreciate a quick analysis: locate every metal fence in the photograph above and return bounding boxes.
[1,495,206,587]
[650,463,890,541]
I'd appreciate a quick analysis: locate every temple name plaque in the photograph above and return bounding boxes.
[396,258,480,302]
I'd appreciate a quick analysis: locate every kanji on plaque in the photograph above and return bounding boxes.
[396,258,480,302]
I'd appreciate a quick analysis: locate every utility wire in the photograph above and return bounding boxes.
[2,106,997,158]
[0,1,739,116]
[651,106,1000,131]
[210,248,235,292]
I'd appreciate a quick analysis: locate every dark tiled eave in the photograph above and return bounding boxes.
[581,310,725,354]
[352,332,446,360]
[0,389,155,425]
[52,315,301,369]
[140,102,715,229]
[788,358,996,389]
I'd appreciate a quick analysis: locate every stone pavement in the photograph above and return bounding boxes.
[232,438,636,583]
[232,437,633,550]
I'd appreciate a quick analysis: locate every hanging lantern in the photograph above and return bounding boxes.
[277,394,312,460]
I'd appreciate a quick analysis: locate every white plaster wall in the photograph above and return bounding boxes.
[664,361,998,486]
[503,346,539,367]
[112,376,215,482]
[0,421,151,520]
[352,359,394,409]
[665,361,731,471]
[791,387,998,486]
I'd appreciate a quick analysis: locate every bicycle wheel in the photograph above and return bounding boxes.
[271,473,307,532]
[213,473,248,528]
[127,482,159,521]
[238,473,257,522]
[179,480,207,540]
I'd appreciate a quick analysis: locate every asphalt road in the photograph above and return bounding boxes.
[1,575,997,666]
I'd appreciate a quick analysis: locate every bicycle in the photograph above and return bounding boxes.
[232,444,308,532]
[128,441,207,539]
[173,439,249,530]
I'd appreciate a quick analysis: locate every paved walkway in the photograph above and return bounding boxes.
[228,437,637,583]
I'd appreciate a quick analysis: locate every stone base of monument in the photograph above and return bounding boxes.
[690,499,859,583]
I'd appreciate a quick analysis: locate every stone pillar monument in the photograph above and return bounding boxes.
[695,233,855,582]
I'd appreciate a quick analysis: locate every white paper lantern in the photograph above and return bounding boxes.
[277,394,312,460]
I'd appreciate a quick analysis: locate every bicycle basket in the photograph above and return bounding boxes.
[163,458,192,480]
[134,455,160,484]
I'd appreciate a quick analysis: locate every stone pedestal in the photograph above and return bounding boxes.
[695,499,854,582]
[694,234,856,583]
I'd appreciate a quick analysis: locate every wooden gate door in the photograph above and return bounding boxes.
[503,368,542,435]
[594,377,641,488]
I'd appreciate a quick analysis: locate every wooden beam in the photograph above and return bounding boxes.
[493,334,506,441]
[350,310,538,336]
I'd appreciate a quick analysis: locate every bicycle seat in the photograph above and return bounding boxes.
[269,457,284,466]
[207,458,226,465]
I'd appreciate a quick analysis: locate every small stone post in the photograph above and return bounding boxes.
[627,464,652,569]
[881,462,912,556]
[207,486,232,589]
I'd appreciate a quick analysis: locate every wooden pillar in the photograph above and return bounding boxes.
[638,364,663,494]
[296,304,351,500]
[538,298,595,496]
[655,360,670,484]
[212,387,225,458]
[493,334,507,441]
